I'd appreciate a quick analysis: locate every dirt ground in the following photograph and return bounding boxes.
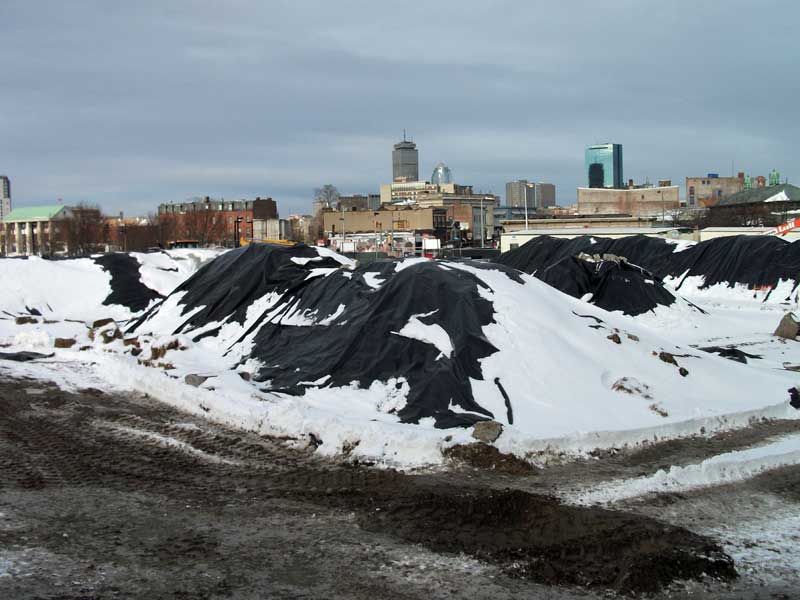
[1,378,798,599]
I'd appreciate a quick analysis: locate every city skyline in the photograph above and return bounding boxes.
[1,1,798,215]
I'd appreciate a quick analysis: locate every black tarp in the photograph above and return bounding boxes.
[0,351,54,362]
[537,256,681,316]
[94,253,163,312]
[496,234,800,302]
[132,243,524,428]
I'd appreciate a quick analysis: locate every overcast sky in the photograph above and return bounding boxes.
[1,0,797,216]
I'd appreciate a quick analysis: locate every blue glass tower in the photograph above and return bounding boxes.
[585,144,623,188]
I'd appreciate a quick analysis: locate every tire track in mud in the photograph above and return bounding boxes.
[0,379,759,596]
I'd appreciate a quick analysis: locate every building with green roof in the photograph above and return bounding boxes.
[2,204,70,256]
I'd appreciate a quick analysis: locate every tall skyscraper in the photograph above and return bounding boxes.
[0,176,10,221]
[392,134,419,182]
[585,144,623,189]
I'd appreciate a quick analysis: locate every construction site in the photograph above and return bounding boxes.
[1,231,800,598]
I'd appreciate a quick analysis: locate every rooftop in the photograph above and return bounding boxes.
[3,205,66,222]
[715,183,800,207]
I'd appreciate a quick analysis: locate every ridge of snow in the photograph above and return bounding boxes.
[567,433,800,505]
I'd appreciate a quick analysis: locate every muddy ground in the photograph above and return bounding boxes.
[1,378,798,599]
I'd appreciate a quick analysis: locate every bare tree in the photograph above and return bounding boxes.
[314,184,340,209]
[146,213,178,249]
[60,203,106,256]
[181,205,226,245]
[309,185,339,242]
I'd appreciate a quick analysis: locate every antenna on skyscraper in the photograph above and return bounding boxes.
[403,128,407,141]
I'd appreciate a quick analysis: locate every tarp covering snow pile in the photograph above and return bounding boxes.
[496,234,800,303]
[132,244,505,428]
[535,254,700,316]
[128,243,798,438]
[0,249,219,321]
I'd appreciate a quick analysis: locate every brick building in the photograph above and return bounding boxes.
[157,197,279,245]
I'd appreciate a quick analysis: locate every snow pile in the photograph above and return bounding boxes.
[0,249,221,322]
[1,242,799,467]
[116,244,799,461]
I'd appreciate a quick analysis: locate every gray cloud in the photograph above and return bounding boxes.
[1,0,797,215]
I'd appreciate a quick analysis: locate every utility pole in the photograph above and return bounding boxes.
[341,203,345,254]
[524,191,529,230]
[373,212,380,261]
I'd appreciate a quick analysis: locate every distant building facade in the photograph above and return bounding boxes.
[577,185,680,218]
[686,173,745,207]
[506,180,556,209]
[392,137,419,182]
[157,196,282,245]
[0,176,11,221]
[380,181,456,204]
[337,194,381,211]
[534,183,556,208]
[2,205,70,256]
[505,180,534,208]
[585,143,623,189]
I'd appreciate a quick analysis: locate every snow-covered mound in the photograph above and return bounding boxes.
[0,249,221,321]
[132,244,499,428]
[496,234,800,304]
[129,243,797,443]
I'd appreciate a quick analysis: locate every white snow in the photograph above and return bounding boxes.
[567,433,800,505]
[98,422,241,465]
[764,190,790,203]
[665,239,696,253]
[313,246,356,268]
[291,256,323,265]
[363,272,385,289]
[393,311,454,359]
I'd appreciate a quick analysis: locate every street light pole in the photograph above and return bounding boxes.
[480,196,485,248]
[373,212,379,261]
[524,187,529,230]
[341,203,346,254]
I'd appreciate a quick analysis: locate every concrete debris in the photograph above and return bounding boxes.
[54,338,76,349]
[774,312,800,340]
[472,420,503,443]
[184,374,210,387]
